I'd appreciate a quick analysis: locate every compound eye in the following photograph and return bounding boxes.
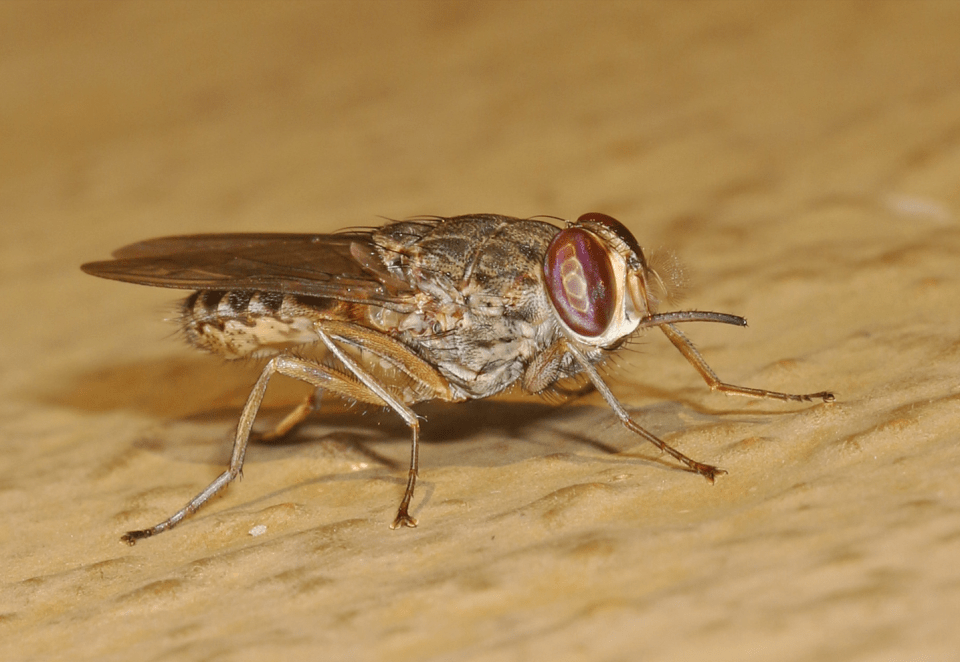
[543,228,617,338]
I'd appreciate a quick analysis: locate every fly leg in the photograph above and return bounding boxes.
[563,341,725,481]
[660,323,834,403]
[311,325,423,529]
[120,347,416,544]
[258,389,322,442]
[315,320,463,529]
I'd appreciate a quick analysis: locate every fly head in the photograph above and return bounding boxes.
[542,212,656,349]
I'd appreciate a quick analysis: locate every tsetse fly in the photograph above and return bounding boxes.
[82,212,833,544]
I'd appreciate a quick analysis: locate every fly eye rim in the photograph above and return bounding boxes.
[575,212,646,270]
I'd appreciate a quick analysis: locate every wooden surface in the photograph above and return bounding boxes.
[2,2,959,660]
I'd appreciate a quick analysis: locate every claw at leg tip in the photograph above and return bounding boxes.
[703,466,727,483]
[120,529,153,546]
[390,513,418,529]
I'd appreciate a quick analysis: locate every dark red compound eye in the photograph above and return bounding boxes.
[543,227,617,337]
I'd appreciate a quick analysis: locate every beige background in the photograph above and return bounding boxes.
[2,2,959,660]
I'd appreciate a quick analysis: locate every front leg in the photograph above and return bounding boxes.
[660,323,834,403]
[562,340,725,481]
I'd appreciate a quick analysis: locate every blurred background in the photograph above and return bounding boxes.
[2,2,959,661]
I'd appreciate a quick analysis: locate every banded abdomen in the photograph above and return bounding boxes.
[181,290,332,359]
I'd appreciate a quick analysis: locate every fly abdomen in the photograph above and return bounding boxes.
[182,290,323,359]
